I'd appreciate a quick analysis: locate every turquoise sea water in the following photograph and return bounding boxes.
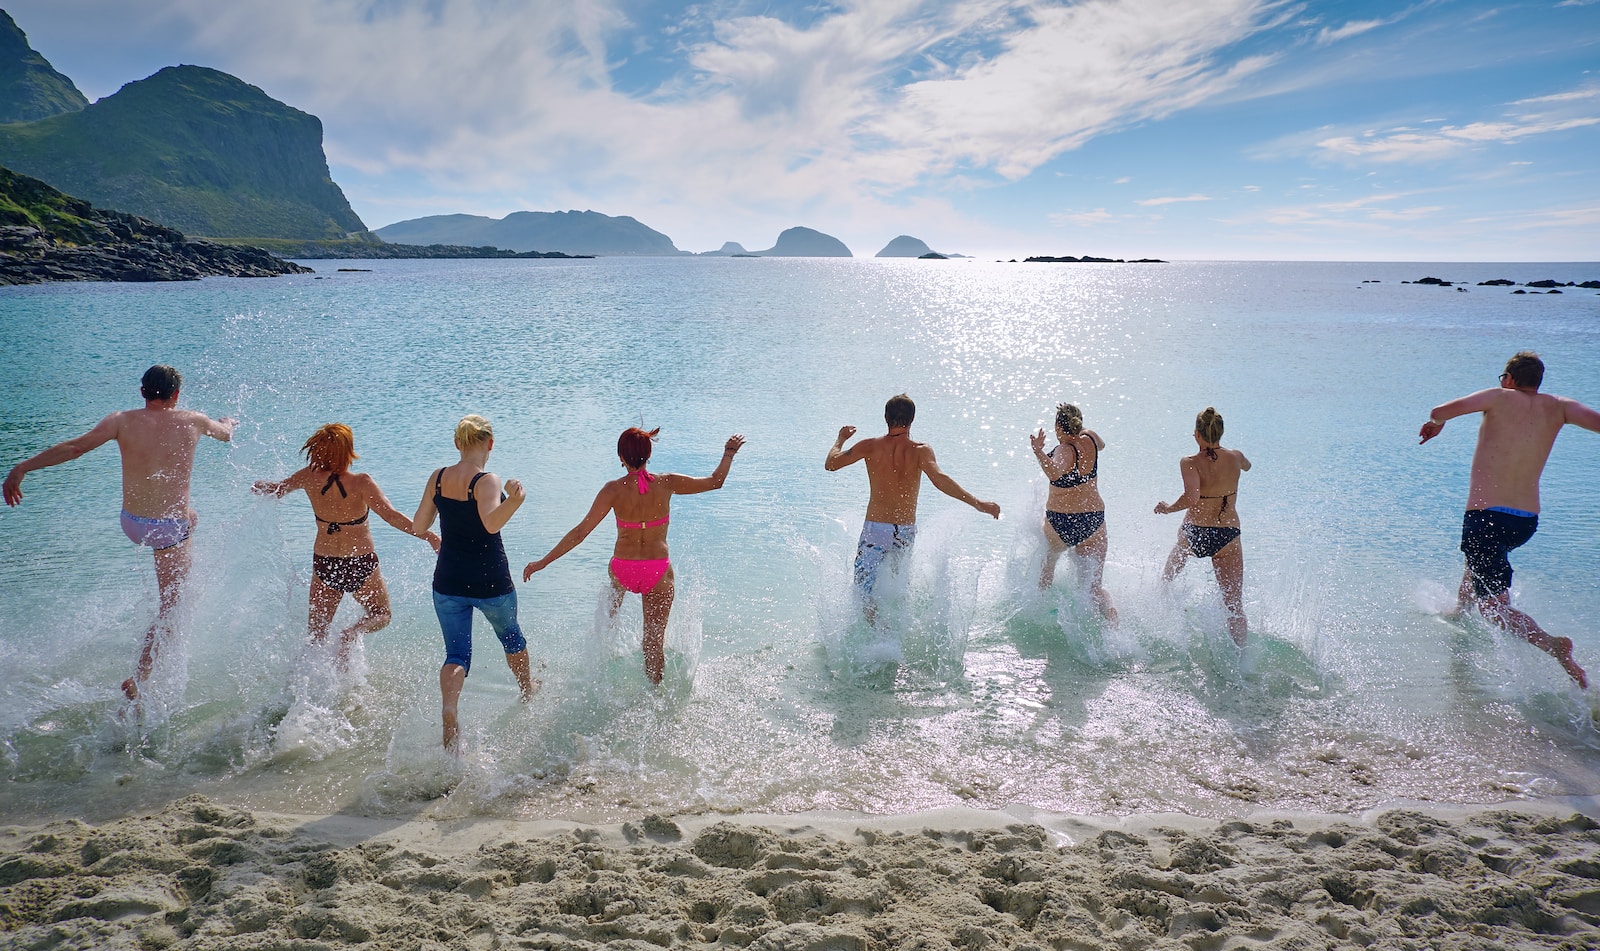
[2,258,1598,823]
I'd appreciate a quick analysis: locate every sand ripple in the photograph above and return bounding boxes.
[2,797,1598,948]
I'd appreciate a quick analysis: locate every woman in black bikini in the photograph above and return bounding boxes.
[253,423,439,666]
[1030,403,1117,621]
[1154,407,1252,645]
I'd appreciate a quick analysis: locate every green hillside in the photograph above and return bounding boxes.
[0,9,87,123]
[0,64,365,239]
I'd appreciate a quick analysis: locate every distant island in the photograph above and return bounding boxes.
[217,236,593,260]
[376,210,681,255]
[1025,255,1167,263]
[0,166,310,284]
[753,226,851,257]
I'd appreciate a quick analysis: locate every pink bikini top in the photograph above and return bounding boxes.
[616,468,669,530]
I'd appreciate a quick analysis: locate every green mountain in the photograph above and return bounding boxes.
[0,64,365,239]
[375,210,683,255]
[0,9,87,123]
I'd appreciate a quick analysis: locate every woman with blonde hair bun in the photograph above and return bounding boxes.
[253,423,440,665]
[1030,402,1116,621]
[411,415,537,751]
[1154,407,1252,645]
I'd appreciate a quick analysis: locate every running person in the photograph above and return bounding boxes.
[1031,403,1116,621]
[1155,407,1251,645]
[252,423,440,666]
[1420,351,1598,688]
[411,415,537,751]
[523,428,744,684]
[826,394,1000,621]
[4,365,235,700]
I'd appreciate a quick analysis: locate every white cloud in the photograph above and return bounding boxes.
[1136,194,1213,206]
[1315,116,1600,163]
[1050,209,1116,226]
[1313,18,1387,46]
[1113,177,1131,184]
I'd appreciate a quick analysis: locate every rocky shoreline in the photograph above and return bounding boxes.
[0,167,311,285]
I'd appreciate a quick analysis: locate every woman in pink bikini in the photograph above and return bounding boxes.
[523,427,743,683]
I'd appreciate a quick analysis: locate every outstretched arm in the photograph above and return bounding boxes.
[523,486,614,580]
[667,435,745,494]
[1420,388,1496,444]
[251,466,316,498]
[825,426,866,471]
[4,413,120,507]
[1155,458,1199,515]
[364,476,441,551]
[1563,398,1600,435]
[922,448,1000,518]
[202,414,238,442]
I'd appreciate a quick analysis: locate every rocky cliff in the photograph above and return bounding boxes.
[0,64,365,239]
[0,165,311,284]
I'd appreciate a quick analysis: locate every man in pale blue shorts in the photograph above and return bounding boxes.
[4,365,236,699]
[826,394,1000,618]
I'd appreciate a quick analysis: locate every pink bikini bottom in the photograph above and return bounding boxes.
[610,558,671,594]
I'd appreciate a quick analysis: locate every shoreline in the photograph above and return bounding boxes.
[5,795,1599,948]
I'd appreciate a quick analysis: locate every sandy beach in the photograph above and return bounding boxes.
[3,796,1598,949]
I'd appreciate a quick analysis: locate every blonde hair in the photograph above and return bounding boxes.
[302,423,357,472]
[454,414,494,450]
[1055,403,1083,437]
[1195,407,1224,445]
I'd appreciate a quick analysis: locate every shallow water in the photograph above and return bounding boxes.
[2,258,1598,823]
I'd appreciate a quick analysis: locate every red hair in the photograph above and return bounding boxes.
[617,426,659,469]
[302,423,357,472]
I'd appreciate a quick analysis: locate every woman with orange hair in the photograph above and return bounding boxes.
[523,426,744,684]
[254,423,439,664]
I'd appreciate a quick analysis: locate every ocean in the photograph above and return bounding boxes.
[1,257,1598,824]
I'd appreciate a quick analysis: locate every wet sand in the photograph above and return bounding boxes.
[4,796,1599,949]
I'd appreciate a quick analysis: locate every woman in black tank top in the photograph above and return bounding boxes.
[411,415,537,751]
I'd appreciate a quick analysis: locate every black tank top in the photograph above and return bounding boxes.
[432,469,513,598]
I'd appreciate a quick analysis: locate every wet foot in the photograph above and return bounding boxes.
[121,677,140,701]
[519,678,542,702]
[1551,636,1588,689]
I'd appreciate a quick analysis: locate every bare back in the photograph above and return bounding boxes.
[1466,389,1570,512]
[610,473,675,560]
[115,408,212,518]
[1183,448,1247,529]
[859,434,927,524]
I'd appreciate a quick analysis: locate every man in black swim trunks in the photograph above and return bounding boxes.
[1420,351,1600,688]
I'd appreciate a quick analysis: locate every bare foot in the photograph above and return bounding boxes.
[1551,637,1588,689]
[121,677,140,701]
[520,678,542,702]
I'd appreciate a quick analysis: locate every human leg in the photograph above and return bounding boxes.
[1039,520,1068,588]
[307,576,343,645]
[433,591,475,749]
[1475,594,1587,688]
[1161,529,1190,583]
[1076,523,1117,623]
[640,567,677,684]
[477,591,536,700]
[124,540,192,700]
[338,569,393,666]
[1210,537,1247,646]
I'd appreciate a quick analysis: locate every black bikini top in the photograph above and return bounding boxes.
[1050,440,1098,488]
[316,471,368,534]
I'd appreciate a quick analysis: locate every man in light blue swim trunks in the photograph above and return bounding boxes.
[4,365,236,700]
[1420,351,1600,688]
[825,394,1000,618]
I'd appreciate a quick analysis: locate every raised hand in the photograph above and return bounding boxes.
[1029,428,1047,453]
[836,425,856,444]
[725,434,745,454]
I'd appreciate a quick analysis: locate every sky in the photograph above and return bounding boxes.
[7,0,1599,260]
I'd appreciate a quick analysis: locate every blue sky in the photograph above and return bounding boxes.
[8,0,1599,259]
